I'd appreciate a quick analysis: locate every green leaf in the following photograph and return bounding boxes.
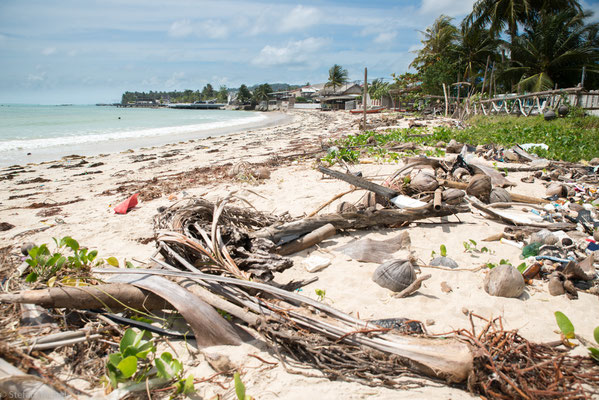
[47,254,61,267]
[108,353,123,367]
[120,329,137,353]
[117,356,138,379]
[125,261,134,269]
[589,347,599,361]
[594,326,599,345]
[25,259,36,267]
[63,237,79,251]
[440,244,447,257]
[25,272,38,283]
[88,250,98,262]
[182,374,195,394]
[56,256,67,268]
[469,239,477,246]
[106,257,119,267]
[555,311,575,339]
[234,372,246,400]
[517,263,527,273]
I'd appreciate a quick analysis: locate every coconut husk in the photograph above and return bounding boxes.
[546,183,568,198]
[489,188,512,203]
[466,174,492,203]
[409,172,439,193]
[442,188,465,205]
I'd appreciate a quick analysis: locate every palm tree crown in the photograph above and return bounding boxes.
[325,64,349,93]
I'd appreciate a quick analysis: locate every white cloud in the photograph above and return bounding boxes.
[27,71,47,82]
[280,5,321,32]
[252,37,327,67]
[199,19,229,39]
[168,19,194,37]
[42,47,56,55]
[374,31,397,44]
[419,0,476,16]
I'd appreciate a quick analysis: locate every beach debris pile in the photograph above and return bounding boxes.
[1,127,599,398]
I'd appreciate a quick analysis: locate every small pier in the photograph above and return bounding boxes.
[167,103,224,110]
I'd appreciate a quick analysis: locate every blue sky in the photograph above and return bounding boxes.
[1,0,598,104]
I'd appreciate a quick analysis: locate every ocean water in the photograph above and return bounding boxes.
[0,104,267,166]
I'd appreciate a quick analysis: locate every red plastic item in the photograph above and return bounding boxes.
[114,193,139,214]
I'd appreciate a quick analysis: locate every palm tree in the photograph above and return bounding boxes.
[466,0,582,43]
[506,9,599,91]
[368,79,390,100]
[325,64,349,93]
[410,15,458,70]
[454,22,501,84]
[252,83,273,110]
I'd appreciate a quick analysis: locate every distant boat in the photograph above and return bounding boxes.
[349,107,385,114]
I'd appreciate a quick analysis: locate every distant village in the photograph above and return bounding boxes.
[110,80,404,112]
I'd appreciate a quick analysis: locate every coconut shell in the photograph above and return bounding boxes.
[452,167,469,180]
[545,183,567,198]
[544,109,556,121]
[466,174,492,203]
[372,259,416,292]
[409,172,439,193]
[446,139,462,154]
[442,188,465,205]
[548,276,565,296]
[558,105,569,117]
[489,187,512,203]
[483,264,525,298]
[430,256,458,269]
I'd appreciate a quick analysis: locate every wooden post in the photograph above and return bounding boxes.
[442,83,449,117]
[363,67,368,131]
[481,55,490,96]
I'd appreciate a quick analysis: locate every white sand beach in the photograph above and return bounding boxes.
[1,109,597,399]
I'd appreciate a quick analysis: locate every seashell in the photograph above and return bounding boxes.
[409,172,439,193]
[503,149,519,162]
[489,187,512,203]
[562,260,593,281]
[530,229,558,246]
[336,201,357,213]
[430,256,458,269]
[372,259,416,292]
[544,109,556,121]
[545,183,567,198]
[252,167,271,179]
[442,188,465,205]
[483,264,525,298]
[446,139,462,154]
[452,167,469,180]
[557,105,569,117]
[466,174,492,203]
[590,157,599,166]
[548,276,565,296]
[563,280,578,299]
[21,242,35,256]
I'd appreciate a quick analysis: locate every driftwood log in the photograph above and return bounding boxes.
[0,284,170,311]
[440,180,549,204]
[251,204,468,243]
[318,166,397,198]
[277,223,336,255]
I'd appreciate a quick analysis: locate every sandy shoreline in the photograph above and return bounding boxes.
[1,110,291,168]
[1,109,598,399]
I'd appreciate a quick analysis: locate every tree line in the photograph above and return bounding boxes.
[121,83,299,105]
[410,0,599,96]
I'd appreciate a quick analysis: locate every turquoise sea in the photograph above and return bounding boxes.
[0,104,267,166]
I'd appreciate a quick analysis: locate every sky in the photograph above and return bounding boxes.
[1,0,598,104]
